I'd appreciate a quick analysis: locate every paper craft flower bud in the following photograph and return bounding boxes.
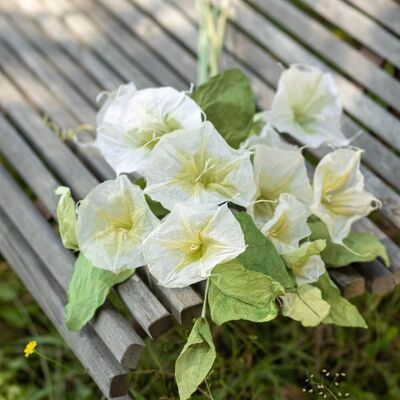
[144,122,256,210]
[248,143,312,227]
[268,64,349,148]
[310,148,381,244]
[261,193,311,254]
[95,84,203,174]
[143,203,246,288]
[76,175,159,273]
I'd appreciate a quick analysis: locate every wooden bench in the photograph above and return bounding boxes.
[0,0,399,398]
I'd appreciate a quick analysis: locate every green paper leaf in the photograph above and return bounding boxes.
[55,186,79,251]
[281,285,331,327]
[65,253,133,331]
[235,212,294,289]
[309,219,389,268]
[191,69,256,148]
[208,260,284,325]
[175,317,216,400]
[133,177,169,218]
[314,273,367,328]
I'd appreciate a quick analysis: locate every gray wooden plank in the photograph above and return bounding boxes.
[16,0,122,90]
[97,0,196,84]
[0,208,129,399]
[329,266,366,298]
[297,0,400,71]
[39,0,154,89]
[347,0,400,37]
[221,0,400,160]
[71,0,185,89]
[0,115,59,216]
[116,273,173,339]
[0,162,144,370]
[355,261,396,295]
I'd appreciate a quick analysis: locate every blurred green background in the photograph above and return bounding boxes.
[1,257,399,400]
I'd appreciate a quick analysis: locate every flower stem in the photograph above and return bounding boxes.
[201,278,210,318]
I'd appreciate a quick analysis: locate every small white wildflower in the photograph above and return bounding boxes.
[267,64,349,148]
[95,84,203,174]
[311,148,381,244]
[76,175,159,273]
[143,203,246,288]
[144,122,256,210]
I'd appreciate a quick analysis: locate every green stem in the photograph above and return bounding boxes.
[35,351,72,371]
[201,278,210,318]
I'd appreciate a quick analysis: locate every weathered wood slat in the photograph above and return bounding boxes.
[329,267,366,299]
[116,273,173,339]
[355,261,396,295]
[346,0,400,37]
[0,163,144,370]
[298,0,400,69]
[0,209,130,399]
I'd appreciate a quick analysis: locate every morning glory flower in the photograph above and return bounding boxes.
[247,143,313,227]
[261,193,311,254]
[144,122,256,210]
[76,175,159,273]
[142,203,246,288]
[310,148,381,244]
[267,64,349,148]
[282,240,326,286]
[95,84,203,175]
[242,124,296,151]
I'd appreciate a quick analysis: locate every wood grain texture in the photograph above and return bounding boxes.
[0,208,128,399]
[355,261,396,295]
[329,266,366,299]
[298,0,400,69]
[347,0,400,37]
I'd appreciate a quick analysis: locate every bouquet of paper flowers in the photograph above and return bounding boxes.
[56,64,388,399]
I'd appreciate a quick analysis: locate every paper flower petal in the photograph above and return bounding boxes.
[248,143,313,227]
[310,148,381,244]
[261,193,311,253]
[143,203,246,288]
[282,240,327,286]
[76,175,159,273]
[268,64,349,148]
[95,85,203,174]
[144,122,256,209]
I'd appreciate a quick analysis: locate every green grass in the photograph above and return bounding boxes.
[1,259,399,400]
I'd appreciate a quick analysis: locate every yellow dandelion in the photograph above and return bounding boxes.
[24,340,37,358]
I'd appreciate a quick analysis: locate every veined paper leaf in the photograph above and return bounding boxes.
[281,285,330,327]
[208,260,284,325]
[175,317,216,400]
[55,186,78,251]
[314,273,367,328]
[309,219,389,268]
[191,69,256,148]
[65,253,133,331]
[235,212,294,289]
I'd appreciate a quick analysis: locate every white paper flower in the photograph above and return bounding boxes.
[144,122,256,210]
[310,148,381,244]
[142,203,246,288]
[242,124,297,151]
[95,84,203,174]
[267,64,349,148]
[261,193,311,253]
[247,143,313,226]
[76,175,159,273]
[282,240,326,286]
